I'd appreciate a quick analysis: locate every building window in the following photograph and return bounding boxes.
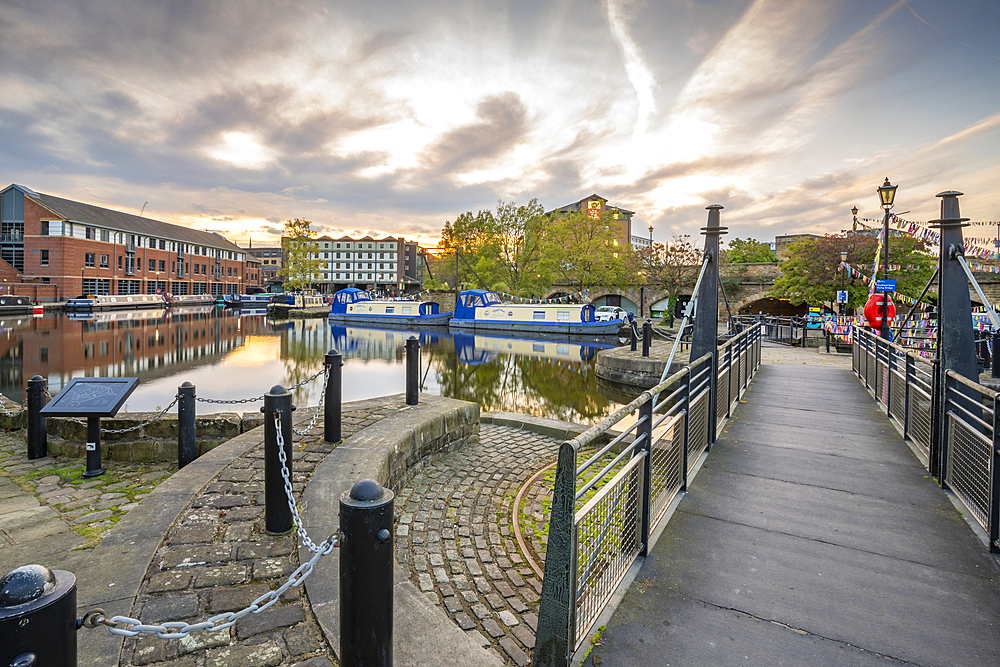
[86,227,95,240]
[40,221,48,236]
[39,249,48,266]
[85,253,95,268]
[118,256,122,269]
[149,258,156,272]
[101,254,109,268]
[193,264,199,275]
[159,239,166,250]
[101,229,109,242]
[159,260,165,272]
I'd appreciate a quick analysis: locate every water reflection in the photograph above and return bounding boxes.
[1,310,630,424]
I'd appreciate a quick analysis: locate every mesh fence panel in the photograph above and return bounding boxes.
[687,389,710,473]
[650,413,684,526]
[573,457,644,650]
[907,385,933,458]
[889,361,906,426]
[717,366,730,432]
[946,414,992,532]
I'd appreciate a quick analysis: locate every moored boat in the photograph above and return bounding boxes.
[449,289,625,335]
[224,292,273,308]
[267,292,329,317]
[64,294,167,312]
[327,288,451,326]
[164,293,216,307]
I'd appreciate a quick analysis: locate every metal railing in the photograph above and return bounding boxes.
[535,323,762,666]
[853,327,999,554]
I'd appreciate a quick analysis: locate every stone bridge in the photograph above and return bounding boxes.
[545,262,1000,319]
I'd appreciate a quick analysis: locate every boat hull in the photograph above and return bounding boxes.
[328,312,453,326]
[65,294,167,311]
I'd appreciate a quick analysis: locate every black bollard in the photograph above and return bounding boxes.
[177,382,196,469]
[405,336,419,406]
[26,376,47,460]
[325,349,343,443]
[83,416,103,477]
[0,565,77,667]
[825,330,830,354]
[262,385,293,535]
[340,479,394,667]
[993,331,1000,380]
[630,321,638,351]
[642,320,652,357]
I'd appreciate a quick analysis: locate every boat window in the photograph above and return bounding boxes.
[533,311,545,320]
[557,311,570,321]
[386,307,394,314]
[464,295,478,307]
[402,306,412,314]
[483,293,501,305]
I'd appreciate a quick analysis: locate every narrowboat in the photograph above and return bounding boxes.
[164,293,216,307]
[327,288,452,326]
[267,292,329,317]
[64,294,167,312]
[449,289,625,335]
[224,292,273,308]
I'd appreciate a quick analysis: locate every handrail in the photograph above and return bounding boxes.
[946,368,999,399]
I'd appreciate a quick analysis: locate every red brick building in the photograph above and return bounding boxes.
[1,184,257,301]
[548,194,636,249]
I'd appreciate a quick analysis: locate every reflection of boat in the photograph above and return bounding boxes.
[64,294,167,311]
[453,332,615,366]
[328,288,451,325]
[328,324,449,358]
[165,294,216,307]
[268,292,329,317]
[450,289,624,335]
[66,308,168,323]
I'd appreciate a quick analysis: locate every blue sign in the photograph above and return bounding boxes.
[875,279,896,292]
[836,290,848,303]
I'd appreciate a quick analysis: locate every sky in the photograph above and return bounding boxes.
[2,0,999,250]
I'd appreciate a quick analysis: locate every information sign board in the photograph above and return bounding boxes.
[875,279,896,292]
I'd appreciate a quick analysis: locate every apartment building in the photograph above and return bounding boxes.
[245,246,282,289]
[281,234,423,294]
[548,194,637,249]
[2,184,254,301]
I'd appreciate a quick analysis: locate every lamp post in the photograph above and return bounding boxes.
[851,205,859,233]
[839,250,848,316]
[877,177,898,339]
[648,225,653,246]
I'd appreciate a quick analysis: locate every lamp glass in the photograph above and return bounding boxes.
[840,251,848,262]
[851,206,858,216]
[878,178,897,207]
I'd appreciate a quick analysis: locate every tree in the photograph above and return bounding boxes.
[541,209,631,291]
[769,232,934,310]
[725,237,776,263]
[280,218,323,291]
[639,235,703,313]
[493,199,548,296]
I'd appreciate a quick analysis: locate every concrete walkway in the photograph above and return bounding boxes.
[587,343,1000,667]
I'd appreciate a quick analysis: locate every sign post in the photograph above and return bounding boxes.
[40,377,139,477]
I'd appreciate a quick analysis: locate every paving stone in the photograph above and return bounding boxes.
[495,580,516,597]
[207,585,271,613]
[205,642,283,667]
[482,618,505,638]
[131,635,173,666]
[471,603,492,620]
[73,508,114,524]
[195,564,249,588]
[486,593,506,609]
[140,594,200,623]
[508,596,528,613]
[417,573,433,591]
[170,525,218,544]
[160,544,233,569]
[498,609,519,627]
[178,628,231,655]
[522,612,538,631]
[511,624,535,648]
[292,657,334,667]
[499,637,530,666]
[223,522,256,542]
[221,506,262,523]
[236,604,304,639]
[454,612,476,630]
[235,540,293,560]
[444,596,463,613]
[146,571,192,593]
[252,557,293,579]
[283,622,325,656]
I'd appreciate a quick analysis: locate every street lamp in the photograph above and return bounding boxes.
[877,177,897,339]
[851,205,859,233]
[648,225,653,246]
[839,250,848,316]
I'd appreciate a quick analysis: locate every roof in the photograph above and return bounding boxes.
[6,185,243,252]
[546,194,635,217]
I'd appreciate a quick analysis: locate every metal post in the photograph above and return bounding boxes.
[903,354,913,441]
[83,415,103,477]
[325,349,343,443]
[177,382,196,469]
[26,375,47,460]
[405,336,420,405]
[641,320,652,357]
[638,398,653,556]
[990,398,1000,553]
[0,565,77,667]
[630,321,637,351]
[993,331,1000,380]
[263,385,293,535]
[690,204,725,442]
[825,329,830,353]
[340,479,394,667]
[681,367,692,491]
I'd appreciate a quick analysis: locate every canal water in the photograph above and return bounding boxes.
[0,306,636,425]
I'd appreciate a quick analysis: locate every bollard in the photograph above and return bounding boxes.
[325,349,343,443]
[177,382,196,469]
[630,321,637,351]
[825,330,830,354]
[340,479,394,667]
[405,336,419,406]
[26,376,47,460]
[262,385,293,535]
[0,565,77,667]
[993,331,1000,379]
[642,320,652,357]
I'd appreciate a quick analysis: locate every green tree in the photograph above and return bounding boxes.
[280,218,323,291]
[541,209,630,291]
[725,237,776,263]
[639,235,703,313]
[494,199,548,296]
[769,232,934,309]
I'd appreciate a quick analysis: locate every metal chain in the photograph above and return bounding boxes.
[0,398,27,418]
[292,367,329,437]
[285,367,327,393]
[194,367,325,405]
[68,396,179,433]
[276,411,335,553]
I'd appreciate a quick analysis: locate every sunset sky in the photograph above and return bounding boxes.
[2,0,998,249]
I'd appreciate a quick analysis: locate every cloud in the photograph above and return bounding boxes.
[604,0,657,137]
[419,93,529,175]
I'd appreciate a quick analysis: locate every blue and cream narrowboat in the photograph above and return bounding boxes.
[449,290,624,335]
[267,292,329,317]
[327,288,451,326]
[224,292,273,308]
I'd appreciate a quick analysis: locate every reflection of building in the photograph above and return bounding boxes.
[7,309,271,401]
[1,184,253,301]
[548,194,638,249]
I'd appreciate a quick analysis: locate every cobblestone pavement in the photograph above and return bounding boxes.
[0,433,175,574]
[117,399,405,667]
[395,424,563,667]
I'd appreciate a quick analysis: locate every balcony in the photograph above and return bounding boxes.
[125,242,136,254]
[0,232,24,243]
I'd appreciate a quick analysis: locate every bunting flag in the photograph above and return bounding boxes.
[856,215,1000,261]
